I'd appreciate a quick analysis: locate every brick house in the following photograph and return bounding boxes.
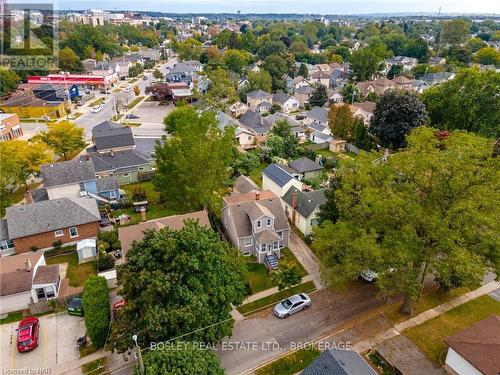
[1,197,101,255]
[0,114,23,141]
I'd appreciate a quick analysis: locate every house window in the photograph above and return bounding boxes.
[123,173,129,177]
[260,244,266,252]
[0,239,14,250]
[244,237,253,247]
[45,287,55,299]
[54,230,64,237]
[273,241,278,250]
[138,167,144,171]
[36,288,45,299]
[267,218,271,226]
[277,231,283,240]
[257,220,261,228]
[69,227,78,238]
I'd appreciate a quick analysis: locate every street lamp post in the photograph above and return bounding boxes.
[132,334,145,375]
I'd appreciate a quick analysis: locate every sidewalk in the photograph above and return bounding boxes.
[288,231,323,289]
[353,281,500,352]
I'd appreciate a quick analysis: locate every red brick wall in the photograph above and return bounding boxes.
[13,222,100,253]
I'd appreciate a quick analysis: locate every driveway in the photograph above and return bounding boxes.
[218,281,383,375]
[0,312,85,373]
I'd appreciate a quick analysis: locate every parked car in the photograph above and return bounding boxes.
[274,293,311,318]
[76,99,85,106]
[17,317,39,352]
[124,86,131,92]
[360,269,378,282]
[143,75,148,80]
[67,297,84,317]
[91,105,102,113]
[125,113,140,119]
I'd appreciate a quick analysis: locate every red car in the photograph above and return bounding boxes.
[17,317,39,352]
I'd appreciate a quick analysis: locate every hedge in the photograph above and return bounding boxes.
[82,276,110,347]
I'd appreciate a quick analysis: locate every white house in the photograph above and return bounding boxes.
[262,163,302,198]
[281,187,326,235]
[444,315,500,375]
[272,93,300,113]
[0,252,60,314]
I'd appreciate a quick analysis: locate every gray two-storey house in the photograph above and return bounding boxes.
[222,190,290,269]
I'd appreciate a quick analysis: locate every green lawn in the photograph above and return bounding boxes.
[88,98,104,107]
[237,281,316,316]
[81,357,107,375]
[128,96,144,109]
[0,311,24,325]
[384,286,470,324]
[404,294,500,364]
[248,160,270,187]
[247,261,275,294]
[280,248,308,277]
[46,252,96,287]
[111,114,123,121]
[9,183,42,203]
[112,181,185,224]
[255,347,321,375]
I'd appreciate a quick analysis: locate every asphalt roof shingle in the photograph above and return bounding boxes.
[86,150,150,173]
[92,121,135,151]
[5,198,100,239]
[41,160,96,188]
[282,187,326,218]
[262,164,295,187]
[288,157,323,174]
[302,349,377,375]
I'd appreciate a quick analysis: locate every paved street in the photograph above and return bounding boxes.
[218,281,382,375]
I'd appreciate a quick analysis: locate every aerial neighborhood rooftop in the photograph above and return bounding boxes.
[0,6,498,375]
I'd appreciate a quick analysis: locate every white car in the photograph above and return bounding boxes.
[91,105,102,113]
[360,269,378,282]
[124,86,131,92]
[273,293,311,318]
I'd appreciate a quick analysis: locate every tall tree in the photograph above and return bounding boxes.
[247,70,273,93]
[349,45,388,81]
[474,47,500,66]
[202,69,238,111]
[314,127,499,315]
[108,222,247,352]
[0,140,51,191]
[422,68,500,138]
[309,84,328,107]
[0,69,20,96]
[58,47,83,72]
[328,104,356,142]
[143,342,224,375]
[35,121,85,160]
[298,63,309,79]
[154,107,235,211]
[262,54,288,92]
[440,19,470,45]
[269,119,298,158]
[223,49,250,75]
[370,90,428,149]
[176,38,202,61]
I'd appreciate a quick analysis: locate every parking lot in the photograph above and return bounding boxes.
[131,101,174,124]
[0,312,85,373]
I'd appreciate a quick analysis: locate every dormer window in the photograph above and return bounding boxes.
[267,218,271,226]
[257,220,261,228]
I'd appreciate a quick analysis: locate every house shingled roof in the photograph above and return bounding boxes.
[302,349,377,375]
[262,164,295,188]
[92,121,135,151]
[41,159,96,188]
[282,187,326,218]
[288,157,323,174]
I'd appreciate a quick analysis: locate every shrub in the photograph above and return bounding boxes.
[132,187,147,202]
[82,276,110,347]
[97,250,115,271]
[30,246,38,252]
[98,230,118,245]
[52,240,63,249]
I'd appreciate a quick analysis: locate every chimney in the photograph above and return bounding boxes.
[140,206,146,222]
[24,190,33,204]
[85,154,90,161]
[25,258,32,272]
[110,149,115,157]
[255,191,260,200]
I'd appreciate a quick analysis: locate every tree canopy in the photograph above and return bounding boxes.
[370,90,428,149]
[422,68,500,138]
[314,127,499,314]
[35,121,85,160]
[109,221,247,352]
[154,106,235,211]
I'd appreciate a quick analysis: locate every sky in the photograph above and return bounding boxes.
[53,0,499,14]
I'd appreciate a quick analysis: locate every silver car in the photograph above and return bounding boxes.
[274,293,311,318]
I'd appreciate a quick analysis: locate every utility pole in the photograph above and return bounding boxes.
[132,334,145,375]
